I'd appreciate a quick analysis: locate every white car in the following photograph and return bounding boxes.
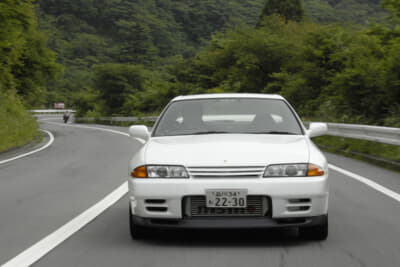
[128,93,329,240]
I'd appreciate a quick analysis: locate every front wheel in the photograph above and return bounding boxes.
[299,215,328,241]
[129,206,151,239]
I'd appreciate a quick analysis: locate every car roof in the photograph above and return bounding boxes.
[171,93,285,102]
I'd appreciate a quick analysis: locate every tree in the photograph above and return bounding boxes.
[92,63,146,115]
[0,0,60,152]
[382,0,400,18]
[257,0,304,25]
[0,0,61,106]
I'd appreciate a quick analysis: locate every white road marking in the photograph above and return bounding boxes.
[44,121,146,144]
[329,164,400,203]
[1,121,132,267]
[1,182,128,267]
[42,120,130,137]
[0,130,54,165]
[35,118,57,121]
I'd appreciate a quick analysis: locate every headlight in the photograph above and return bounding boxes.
[131,165,188,178]
[263,163,324,177]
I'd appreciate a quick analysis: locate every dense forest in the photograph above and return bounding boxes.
[34,0,266,107]
[304,0,387,25]
[33,0,392,115]
[33,0,398,127]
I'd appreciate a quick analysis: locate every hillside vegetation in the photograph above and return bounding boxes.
[35,0,266,105]
[0,92,38,152]
[0,0,60,152]
[48,0,397,129]
[35,0,391,114]
[304,0,387,25]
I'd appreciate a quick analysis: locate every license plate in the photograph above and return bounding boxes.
[206,189,247,208]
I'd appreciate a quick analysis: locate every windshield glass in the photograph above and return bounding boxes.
[153,98,303,137]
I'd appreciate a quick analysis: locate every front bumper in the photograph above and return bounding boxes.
[128,175,329,222]
[131,215,327,229]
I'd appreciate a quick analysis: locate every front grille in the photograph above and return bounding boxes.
[187,166,265,178]
[184,196,268,217]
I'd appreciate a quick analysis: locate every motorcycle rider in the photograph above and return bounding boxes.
[63,110,70,123]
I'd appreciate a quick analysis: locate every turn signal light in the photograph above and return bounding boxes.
[307,164,324,176]
[131,166,147,178]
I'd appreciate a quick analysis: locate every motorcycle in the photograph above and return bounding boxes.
[63,112,70,123]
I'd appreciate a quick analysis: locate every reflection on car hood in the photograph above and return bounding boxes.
[145,134,309,166]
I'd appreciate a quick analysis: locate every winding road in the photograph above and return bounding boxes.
[0,118,399,267]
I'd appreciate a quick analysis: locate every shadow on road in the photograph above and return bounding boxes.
[136,228,307,248]
[81,198,311,250]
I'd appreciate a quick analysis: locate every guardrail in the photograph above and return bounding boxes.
[324,123,400,146]
[75,116,158,123]
[30,110,399,146]
[29,109,76,115]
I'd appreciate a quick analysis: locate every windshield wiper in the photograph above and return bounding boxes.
[251,131,299,135]
[190,131,230,135]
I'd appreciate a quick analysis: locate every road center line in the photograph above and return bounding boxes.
[329,164,400,203]
[0,130,54,165]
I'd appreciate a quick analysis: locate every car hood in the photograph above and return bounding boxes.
[144,134,310,166]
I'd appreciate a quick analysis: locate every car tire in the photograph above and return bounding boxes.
[299,215,328,241]
[129,205,151,240]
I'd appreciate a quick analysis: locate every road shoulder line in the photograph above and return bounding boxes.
[42,121,130,137]
[0,130,54,165]
[1,121,131,267]
[329,164,400,203]
[1,182,128,267]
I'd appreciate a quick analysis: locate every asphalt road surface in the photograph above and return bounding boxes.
[0,119,399,267]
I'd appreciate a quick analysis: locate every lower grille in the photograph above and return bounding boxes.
[184,196,268,217]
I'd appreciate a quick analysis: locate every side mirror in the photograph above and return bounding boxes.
[129,125,150,143]
[307,123,328,138]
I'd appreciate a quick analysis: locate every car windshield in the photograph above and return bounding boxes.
[153,98,303,137]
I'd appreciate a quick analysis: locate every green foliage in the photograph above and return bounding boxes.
[0,91,38,152]
[171,16,304,94]
[35,0,266,108]
[303,0,336,23]
[144,14,399,127]
[382,0,400,18]
[265,24,394,123]
[92,63,146,116]
[303,0,387,25]
[0,0,33,92]
[0,0,61,107]
[70,88,99,117]
[257,0,304,24]
[32,0,399,130]
[0,0,60,152]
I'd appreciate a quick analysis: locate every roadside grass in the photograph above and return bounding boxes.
[0,92,39,153]
[312,135,400,172]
